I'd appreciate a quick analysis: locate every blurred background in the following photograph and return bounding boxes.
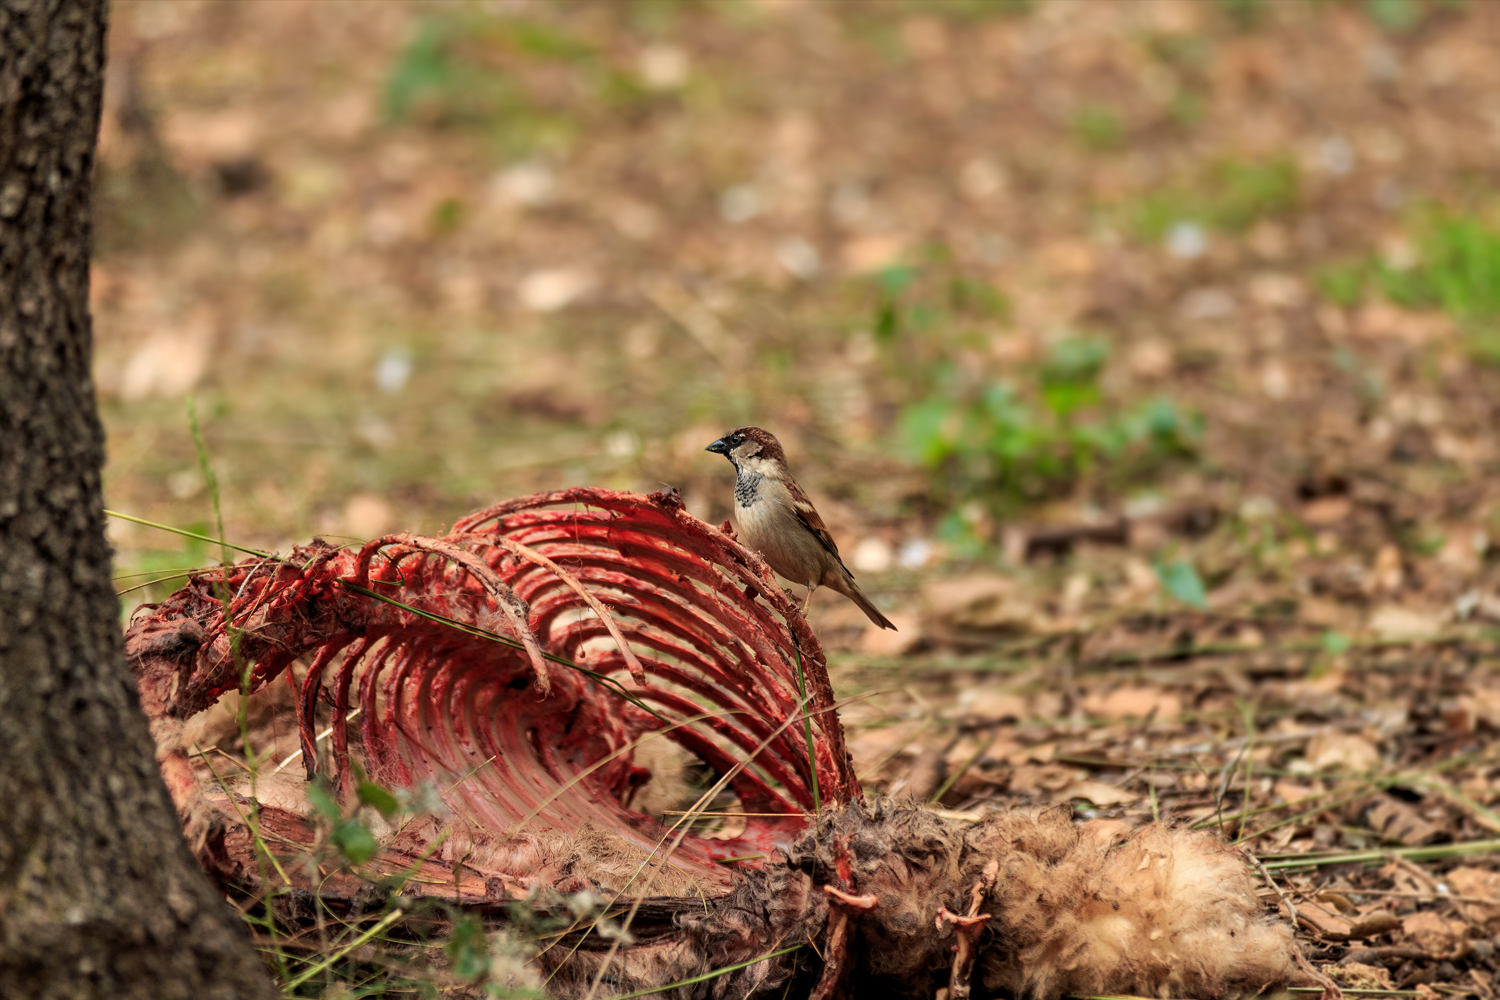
[100,0,1500,656]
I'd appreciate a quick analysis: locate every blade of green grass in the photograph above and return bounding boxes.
[1260,838,1500,870]
[281,907,406,991]
[930,727,998,805]
[106,509,275,559]
[600,943,804,999]
[187,396,230,568]
[794,646,821,817]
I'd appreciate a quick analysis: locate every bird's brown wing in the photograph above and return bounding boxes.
[784,477,851,571]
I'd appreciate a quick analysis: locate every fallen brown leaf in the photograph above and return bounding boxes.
[1298,899,1354,941]
[1304,732,1380,774]
[1347,911,1402,940]
[1400,911,1468,957]
[922,573,1036,633]
[1447,867,1500,930]
[1366,795,1443,846]
[1081,686,1183,723]
[1058,780,1139,807]
[1302,496,1352,526]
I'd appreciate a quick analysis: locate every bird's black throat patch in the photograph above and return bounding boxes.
[734,470,763,507]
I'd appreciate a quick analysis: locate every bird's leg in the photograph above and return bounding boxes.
[801,585,817,618]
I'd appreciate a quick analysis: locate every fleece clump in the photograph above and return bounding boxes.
[973,815,1299,999]
[543,799,1317,1000]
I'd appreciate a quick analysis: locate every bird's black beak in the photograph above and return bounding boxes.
[705,438,730,456]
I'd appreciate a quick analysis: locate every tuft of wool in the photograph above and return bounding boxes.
[973,816,1299,999]
[542,801,1324,1000]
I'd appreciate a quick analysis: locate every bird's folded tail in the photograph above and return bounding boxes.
[829,573,898,631]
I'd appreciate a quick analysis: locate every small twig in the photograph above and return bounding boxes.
[1233,785,1378,841]
[1236,700,1257,844]
[272,708,360,774]
[1213,741,1250,838]
[1243,848,1297,925]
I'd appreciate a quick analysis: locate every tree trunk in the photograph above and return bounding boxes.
[0,2,278,997]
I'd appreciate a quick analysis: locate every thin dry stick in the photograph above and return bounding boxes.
[1191,784,1346,832]
[1242,848,1298,925]
[1261,839,1500,871]
[1238,785,1378,843]
[281,908,405,990]
[1211,741,1251,838]
[1236,700,1256,844]
[273,708,361,774]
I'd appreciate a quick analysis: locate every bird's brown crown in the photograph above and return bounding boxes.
[721,425,786,464]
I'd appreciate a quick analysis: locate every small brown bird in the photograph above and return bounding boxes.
[706,426,897,630]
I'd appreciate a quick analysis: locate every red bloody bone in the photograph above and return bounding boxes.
[126,487,855,882]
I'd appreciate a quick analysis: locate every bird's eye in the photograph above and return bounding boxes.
[730,434,743,445]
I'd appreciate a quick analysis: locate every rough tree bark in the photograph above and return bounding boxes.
[0,2,278,996]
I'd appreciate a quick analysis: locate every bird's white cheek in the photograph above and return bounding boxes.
[737,455,784,479]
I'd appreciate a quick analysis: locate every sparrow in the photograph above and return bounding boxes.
[706,426,897,630]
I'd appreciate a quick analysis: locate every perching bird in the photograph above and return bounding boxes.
[706,426,897,630]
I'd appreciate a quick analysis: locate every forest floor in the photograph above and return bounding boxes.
[96,0,1500,995]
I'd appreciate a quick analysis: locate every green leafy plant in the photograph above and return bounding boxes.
[307,777,379,866]
[1072,105,1124,151]
[1315,211,1500,364]
[1157,560,1208,609]
[1130,157,1299,240]
[382,10,610,156]
[1379,215,1500,319]
[900,337,1200,518]
[1359,0,1466,33]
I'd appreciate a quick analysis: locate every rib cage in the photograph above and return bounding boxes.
[128,487,853,886]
